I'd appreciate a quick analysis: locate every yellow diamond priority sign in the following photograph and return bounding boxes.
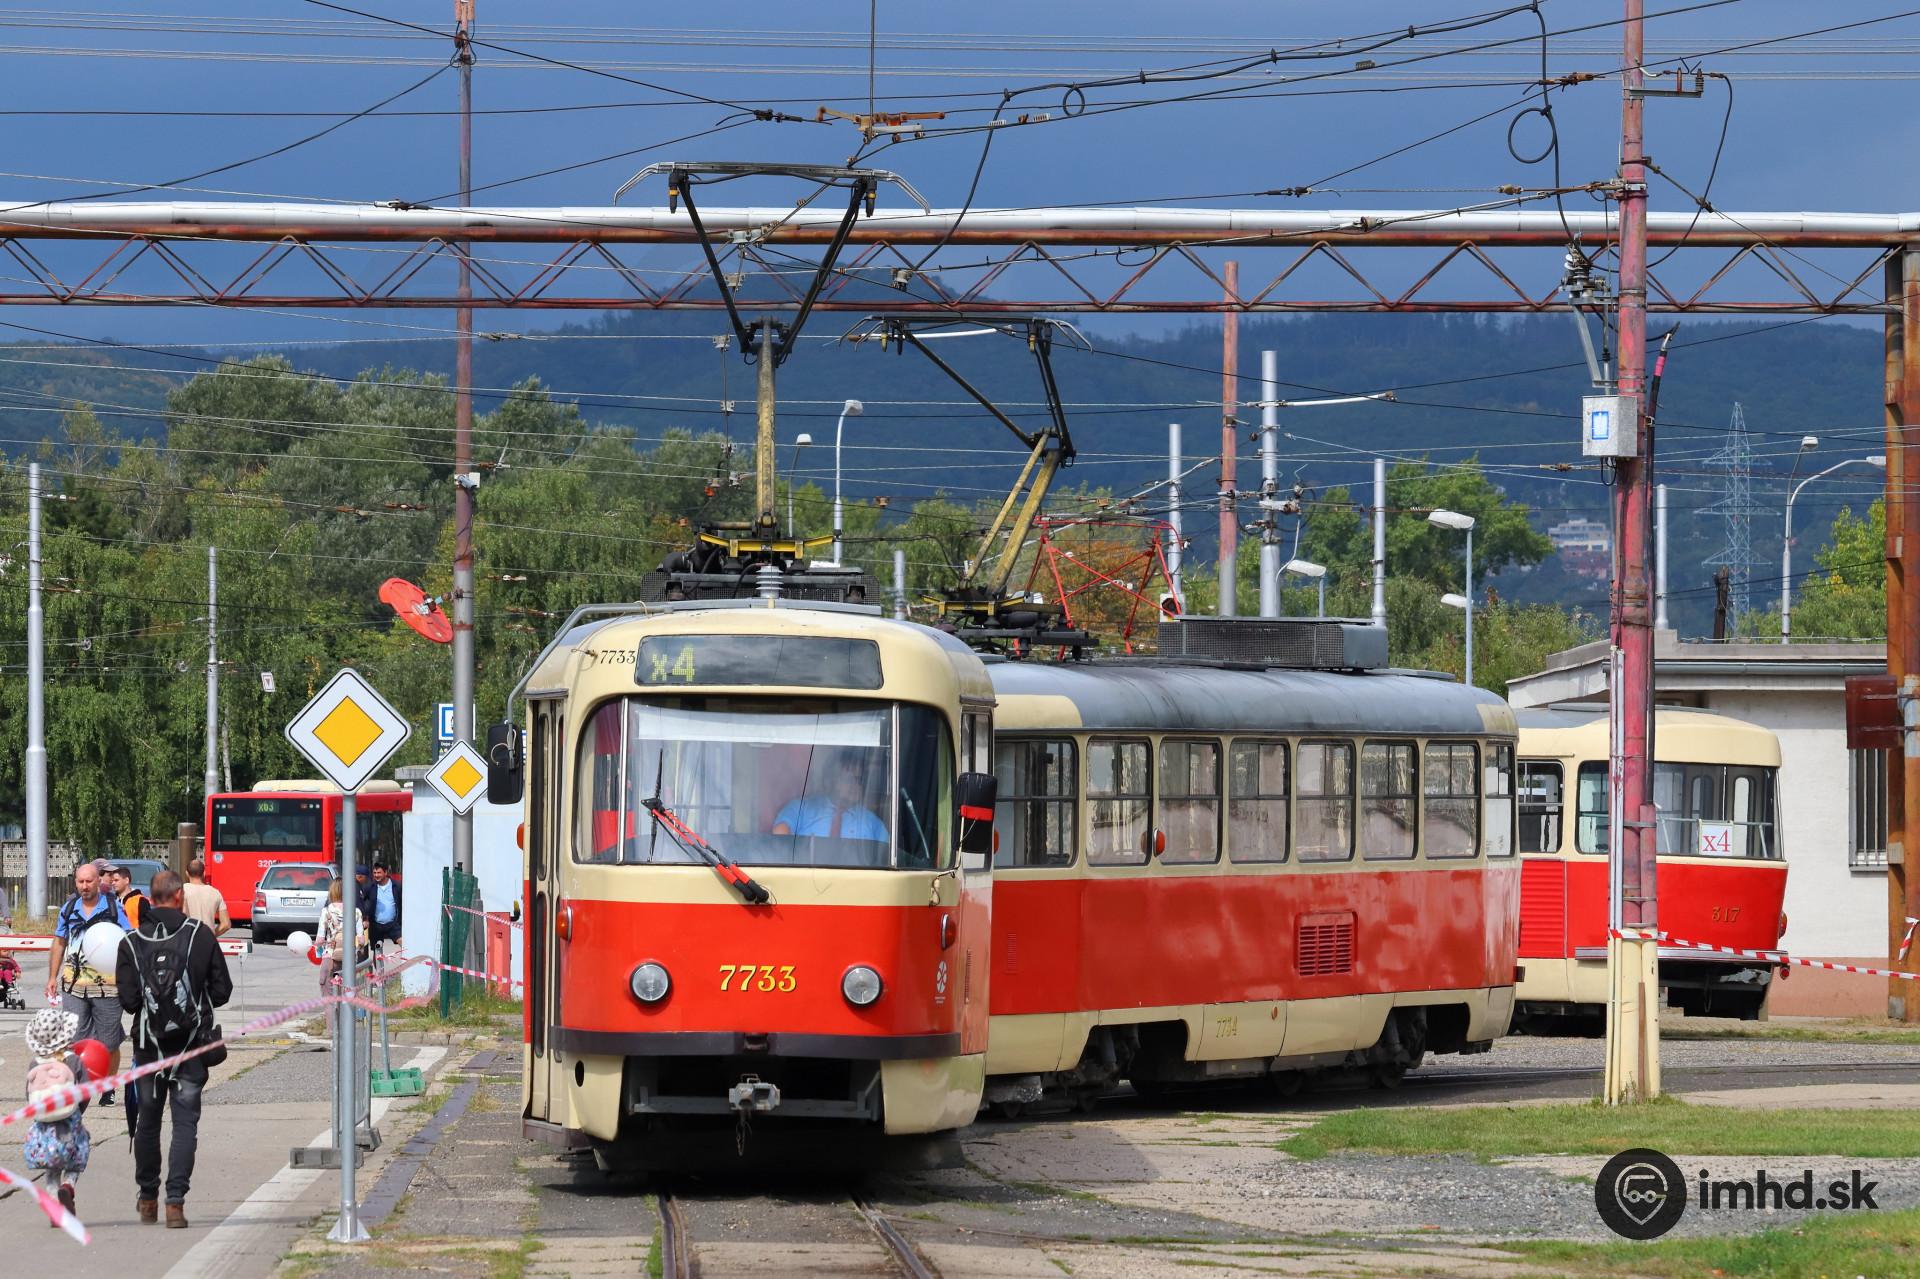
[286,668,412,791]
[425,739,489,815]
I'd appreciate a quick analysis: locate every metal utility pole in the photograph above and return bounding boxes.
[205,546,219,801]
[1167,423,1183,607]
[1655,484,1669,630]
[1258,349,1282,618]
[328,789,367,1243]
[1370,458,1387,630]
[1605,0,1661,1103]
[450,0,476,874]
[1888,246,1920,1018]
[1217,262,1238,616]
[25,463,47,919]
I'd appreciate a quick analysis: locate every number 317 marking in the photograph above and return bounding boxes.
[719,964,796,993]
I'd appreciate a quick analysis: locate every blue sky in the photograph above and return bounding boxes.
[0,1,1916,344]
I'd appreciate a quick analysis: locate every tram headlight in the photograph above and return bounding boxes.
[841,965,884,1007]
[630,961,672,1004]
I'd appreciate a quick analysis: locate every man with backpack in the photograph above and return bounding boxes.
[116,870,231,1229]
[43,861,131,1104]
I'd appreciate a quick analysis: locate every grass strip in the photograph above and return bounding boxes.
[1500,1206,1920,1277]
[1279,1098,1920,1161]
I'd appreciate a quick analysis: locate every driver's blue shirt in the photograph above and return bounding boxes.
[774,797,887,841]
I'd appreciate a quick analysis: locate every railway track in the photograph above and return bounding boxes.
[656,1190,937,1278]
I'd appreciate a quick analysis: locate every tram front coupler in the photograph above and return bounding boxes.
[728,1075,782,1114]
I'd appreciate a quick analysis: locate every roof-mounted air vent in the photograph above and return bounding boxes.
[1158,617,1386,670]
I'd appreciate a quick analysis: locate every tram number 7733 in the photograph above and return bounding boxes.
[719,964,799,993]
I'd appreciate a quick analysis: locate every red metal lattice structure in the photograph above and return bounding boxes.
[1025,515,1179,655]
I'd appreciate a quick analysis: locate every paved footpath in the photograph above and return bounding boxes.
[0,939,460,1279]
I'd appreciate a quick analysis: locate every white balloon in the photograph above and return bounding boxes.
[285,930,313,953]
[77,920,126,977]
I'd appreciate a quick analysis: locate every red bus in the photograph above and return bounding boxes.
[204,781,410,925]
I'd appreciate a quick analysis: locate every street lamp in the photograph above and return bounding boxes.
[1782,451,1886,643]
[831,398,864,566]
[787,432,813,538]
[1429,509,1477,685]
[1281,558,1327,617]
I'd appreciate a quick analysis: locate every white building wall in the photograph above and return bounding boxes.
[400,787,525,997]
[1698,689,1880,958]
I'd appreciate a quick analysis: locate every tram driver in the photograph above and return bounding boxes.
[771,749,888,843]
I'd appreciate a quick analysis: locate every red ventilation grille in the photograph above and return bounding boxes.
[1001,932,1020,975]
[1518,858,1568,958]
[1296,912,1356,976]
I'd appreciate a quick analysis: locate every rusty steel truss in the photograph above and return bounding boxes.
[0,203,1910,313]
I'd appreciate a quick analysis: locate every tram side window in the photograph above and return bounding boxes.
[1575,762,1609,853]
[1087,738,1151,866]
[994,738,1077,868]
[1360,741,1417,860]
[1484,742,1515,857]
[1296,740,1354,862]
[1424,741,1480,858]
[1518,760,1563,854]
[962,711,993,776]
[1159,739,1221,864]
[1228,739,1289,863]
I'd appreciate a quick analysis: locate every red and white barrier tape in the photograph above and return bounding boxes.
[0,933,252,958]
[385,946,523,990]
[441,902,522,929]
[1609,927,1920,983]
[0,1166,88,1243]
[1901,916,1919,962]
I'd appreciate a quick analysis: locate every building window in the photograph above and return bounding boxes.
[994,738,1077,869]
[1851,747,1890,871]
[1424,741,1480,858]
[1360,741,1417,859]
[1087,737,1151,865]
[1518,760,1564,854]
[1228,740,1289,863]
[1297,740,1354,862]
[1159,739,1221,864]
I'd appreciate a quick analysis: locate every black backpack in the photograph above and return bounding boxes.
[127,917,207,1054]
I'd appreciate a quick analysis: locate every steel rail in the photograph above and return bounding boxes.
[853,1196,940,1279]
[658,1192,693,1279]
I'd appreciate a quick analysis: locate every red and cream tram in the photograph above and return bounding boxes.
[498,599,997,1167]
[1515,706,1788,1026]
[982,617,1521,1110]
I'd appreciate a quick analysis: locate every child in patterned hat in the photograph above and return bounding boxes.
[20,1007,92,1221]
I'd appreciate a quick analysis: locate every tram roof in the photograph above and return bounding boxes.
[987,659,1515,737]
[1514,704,1780,764]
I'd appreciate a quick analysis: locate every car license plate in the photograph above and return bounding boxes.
[285,895,316,906]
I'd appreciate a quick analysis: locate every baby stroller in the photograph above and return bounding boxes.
[0,952,24,1011]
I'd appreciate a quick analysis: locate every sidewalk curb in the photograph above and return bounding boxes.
[358,1079,477,1227]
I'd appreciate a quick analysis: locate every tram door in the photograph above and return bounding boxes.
[525,703,561,1121]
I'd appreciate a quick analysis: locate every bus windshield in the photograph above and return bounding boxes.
[575,696,953,871]
[211,797,324,853]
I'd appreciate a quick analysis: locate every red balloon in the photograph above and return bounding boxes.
[71,1038,110,1084]
[308,947,321,965]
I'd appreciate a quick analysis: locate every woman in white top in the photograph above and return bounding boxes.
[314,880,366,994]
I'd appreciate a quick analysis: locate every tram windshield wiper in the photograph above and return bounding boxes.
[641,761,770,906]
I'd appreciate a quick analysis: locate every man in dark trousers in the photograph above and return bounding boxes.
[117,870,231,1229]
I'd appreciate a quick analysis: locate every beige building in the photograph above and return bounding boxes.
[1507,634,1890,1017]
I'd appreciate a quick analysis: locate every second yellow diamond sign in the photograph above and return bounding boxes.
[424,739,489,815]
[285,668,413,792]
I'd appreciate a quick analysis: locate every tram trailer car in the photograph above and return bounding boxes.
[503,600,998,1168]
[1514,706,1788,1026]
[981,617,1521,1112]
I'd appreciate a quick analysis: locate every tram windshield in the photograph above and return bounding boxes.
[575,696,953,870]
[1574,761,1780,858]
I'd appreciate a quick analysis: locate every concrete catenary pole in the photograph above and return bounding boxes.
[893,548,907,620]
[1167,423,1184,607]
[1217,262,1238,616]
[1655,483,1669,630]
[205,546,219,801]
[25,463,47,919]
[1887,246,1920,1018]
[1605,0,1661,1103]
[1370,458,1387,630]
[450,0,476,874]
[1258,350,1282,618]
